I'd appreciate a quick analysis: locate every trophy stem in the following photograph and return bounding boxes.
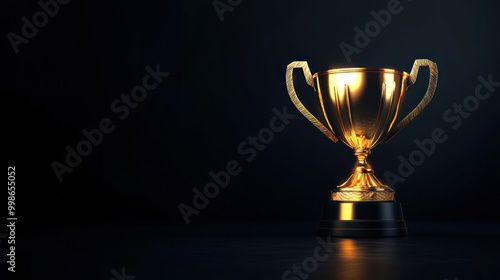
[331,148,395,201]
[354,148,372,174]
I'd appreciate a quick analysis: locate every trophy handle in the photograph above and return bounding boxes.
[286,61,338,143]
[384,59,438,142]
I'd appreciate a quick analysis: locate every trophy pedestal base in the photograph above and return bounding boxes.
[318,201,407,237]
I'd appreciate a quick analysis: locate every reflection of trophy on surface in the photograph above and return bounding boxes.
[286,59,437,236]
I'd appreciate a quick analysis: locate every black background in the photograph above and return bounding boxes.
[3,0,500,240]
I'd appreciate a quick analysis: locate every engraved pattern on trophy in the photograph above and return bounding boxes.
[331,190,395,202]
[286,61,338,143]
[384,59,438,142]
[286,59,438,203]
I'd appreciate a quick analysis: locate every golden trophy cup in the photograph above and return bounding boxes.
[286,59,438,237]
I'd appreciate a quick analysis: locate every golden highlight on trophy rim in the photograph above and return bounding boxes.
[286,59,438,202]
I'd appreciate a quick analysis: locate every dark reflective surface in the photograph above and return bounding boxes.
[19,222,500,280]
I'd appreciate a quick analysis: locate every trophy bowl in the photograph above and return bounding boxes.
[286,59,438,236]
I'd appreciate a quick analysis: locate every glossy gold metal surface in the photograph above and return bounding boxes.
[286,59,438,202]
[286,62,338,143]
[313,68,408,150]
